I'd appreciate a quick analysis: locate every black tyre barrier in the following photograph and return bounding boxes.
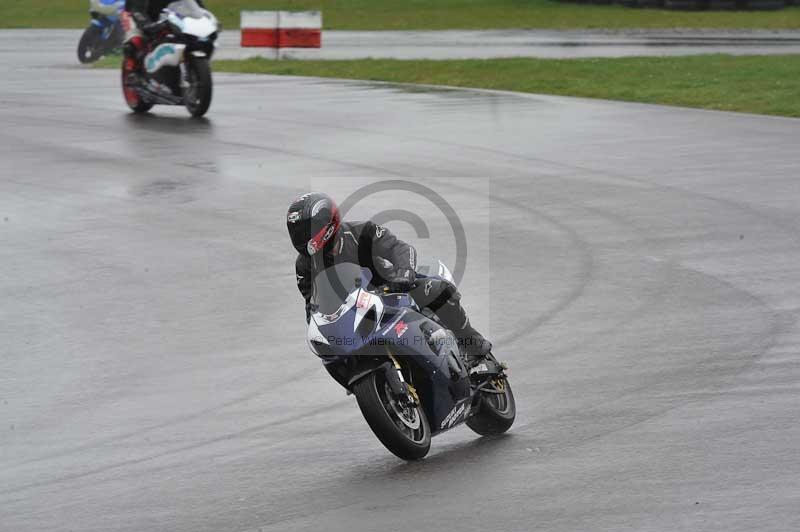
[741,0,785,9]
[708,0,737,8]
[619,0,656,4]
[663,0,705,8]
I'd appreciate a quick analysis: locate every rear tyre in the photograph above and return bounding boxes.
[353,371,431,460]
[121,58,153,114]
[466,377,516,436]
[77,26,102,64]
[184,56,212,118]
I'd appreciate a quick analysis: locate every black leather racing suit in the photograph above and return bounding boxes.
[125,0,172,24]
[295,221,490,356]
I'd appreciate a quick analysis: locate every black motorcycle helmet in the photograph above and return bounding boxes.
[286,192,341,256]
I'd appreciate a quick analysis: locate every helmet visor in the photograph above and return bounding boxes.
[287,205,334,256]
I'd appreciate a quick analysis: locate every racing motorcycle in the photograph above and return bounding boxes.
[78,0,124,63]
[122,0,219,117]
[307,262,515,460]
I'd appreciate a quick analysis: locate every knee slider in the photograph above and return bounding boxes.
[426,279,460,313]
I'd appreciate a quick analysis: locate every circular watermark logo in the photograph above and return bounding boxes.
[338,180,468,285]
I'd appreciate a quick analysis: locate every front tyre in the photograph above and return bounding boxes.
[109,22,124,50]
[466,377,516,436]
[77,26,102,63]
[184,56,212,118]
[353,371,431,460]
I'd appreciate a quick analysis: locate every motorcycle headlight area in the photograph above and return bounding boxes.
[172,14,218,40]
[309,339,337,360]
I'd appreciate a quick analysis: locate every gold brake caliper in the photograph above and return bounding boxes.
[406,383,420,404]
[387,349,419,404]
[494,360,509,391]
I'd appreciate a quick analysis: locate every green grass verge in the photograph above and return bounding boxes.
[4,1,800,30]
[209,55,800,117]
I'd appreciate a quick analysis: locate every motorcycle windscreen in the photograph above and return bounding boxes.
[312,263,372,316]
[164,0,205,18]
[90,0,123,16]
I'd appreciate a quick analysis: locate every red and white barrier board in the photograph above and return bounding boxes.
[241,11,322,49]
[278,11,322,48]
[240,11,279,48]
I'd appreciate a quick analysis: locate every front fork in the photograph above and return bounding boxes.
[89,14,116,39]
[179,51,209,92]
[346,352,418,407]
[386,351,419,406]
[179,62,188,91]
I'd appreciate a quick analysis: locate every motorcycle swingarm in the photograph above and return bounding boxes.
[139,87,182,106]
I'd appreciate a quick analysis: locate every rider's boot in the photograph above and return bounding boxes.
[434,294,492,363]
[457,324,493,367]
[417,278,493,366]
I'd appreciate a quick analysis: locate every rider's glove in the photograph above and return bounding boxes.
[387,269,416,293]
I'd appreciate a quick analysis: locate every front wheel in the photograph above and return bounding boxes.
[353,371,431,460]
[466,376,516,436]
[109,22,124,49]
[77,26,102,64]
[184,56,212,118]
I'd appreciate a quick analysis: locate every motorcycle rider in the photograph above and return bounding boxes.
[121,0,206,71]
[287,192,492,363]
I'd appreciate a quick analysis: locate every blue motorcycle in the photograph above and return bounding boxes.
[77,0,124,64]
[307,262,515,460]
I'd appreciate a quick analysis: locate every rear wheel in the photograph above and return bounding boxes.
[353,371,431,460]
[121,58,153,114]
[184,56,212,118]
[77,26,102,64]
[466,376,516,436]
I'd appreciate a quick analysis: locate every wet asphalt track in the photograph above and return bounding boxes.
[2,33,800,532]
[6,29,800,60]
